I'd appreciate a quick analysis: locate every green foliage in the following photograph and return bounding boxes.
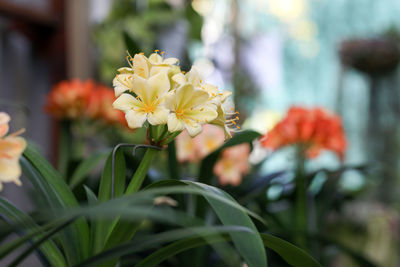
[0,141,325,267]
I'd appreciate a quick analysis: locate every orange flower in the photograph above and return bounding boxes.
[45,79,95,119]
[0,112,26,190]
[87,85,127,127]
[214,143,250,186]
[260,106,346,159]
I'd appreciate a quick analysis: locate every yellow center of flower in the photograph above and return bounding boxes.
[176,108,185,119]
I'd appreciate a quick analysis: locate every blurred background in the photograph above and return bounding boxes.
[1,0,400,266]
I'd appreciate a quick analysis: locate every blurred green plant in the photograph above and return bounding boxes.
[93,0,202,84]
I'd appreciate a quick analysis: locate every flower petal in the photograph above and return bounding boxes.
[185,121,202,137]
[0,158,22,185]
[175,84,210,109]
[131,74,150,104]
[132,54,150,78]
[163,57,179,65]
[125,109,147,129]
[172,73,186,85]
[185,104,218,123]
[0,112,10,138]
[113,93,143,111]
[148,72,170,100]
[168,113,184,132]
[147,106,169,125]
[113,74,134,97]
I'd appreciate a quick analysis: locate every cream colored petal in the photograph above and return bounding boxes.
[220,90,232,102]
[163,92,177,111]
[113,74,134,97]
[0,136,26,157]
[149,66,170,77]
[113,94,143,111]
[185,121,202,137]
[168,113,184,132]
[148,72,170,100]
[187,67,202,86]
[172,73,186,85]
[131,74,150,104]
[132,54,150,78]
[125,109,147,129]
[176,85,210,109]
[185,104,218,123]
[117,67,134,74]
[149,53,163,64]
[0,158,22,185]
[147,106,169,125]
[163,57,179,65]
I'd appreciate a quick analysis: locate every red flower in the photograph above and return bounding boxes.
[260,107,346,160]
[45,79,95,119]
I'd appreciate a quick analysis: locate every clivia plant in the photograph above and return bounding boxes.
[0,52,322,267]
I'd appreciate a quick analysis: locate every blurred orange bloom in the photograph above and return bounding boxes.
[0,112,26,190]
[214,143,250,186]
[45,79,95,119]
[87,85,127,127]
[260,106,346,159]
[176,124,225,163]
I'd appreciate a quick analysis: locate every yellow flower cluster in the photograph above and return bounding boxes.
[112,51,238,139]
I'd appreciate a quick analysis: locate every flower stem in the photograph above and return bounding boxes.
[125,147,158,194]
[295,147,308,250]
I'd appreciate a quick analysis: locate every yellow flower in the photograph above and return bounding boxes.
[172,67,235,138]
[172,67,232,105]
[0,112,26,190]
[113,72,170,129]
[165,84,218,137]
[113,67,135,97]
[113,52,180,97]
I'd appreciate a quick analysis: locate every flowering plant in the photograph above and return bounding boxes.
[0,54,322,267]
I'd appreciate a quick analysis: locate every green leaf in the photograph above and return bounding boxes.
[75,226,252,267]
[23,143,90,263]
[69,150,110,189]
[98,149,126,201]
[0,197,67,267]
[20,156,78,264]
[8,218,76,267]
[260,233,321,267]
[93,149,126,254]
[198,130,261,183]
[136,233,322,267]
[144,180,267,266]
[187,181,267,267]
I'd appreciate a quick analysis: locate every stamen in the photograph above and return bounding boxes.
[181,71,186,74]
[154,49,159,53]
[200,108,204,111]
[139,52,144,55]
[236,126,240,129]
[160,51,165,55]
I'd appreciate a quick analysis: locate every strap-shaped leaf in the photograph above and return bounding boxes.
[136,233,322,267]
[23,144,90,263]
[69,149,110,189]
[144,180,267,267]
[93,149,126,254]
[0,197,66,267]
[74,226,252,267]
[187,181,266,267]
